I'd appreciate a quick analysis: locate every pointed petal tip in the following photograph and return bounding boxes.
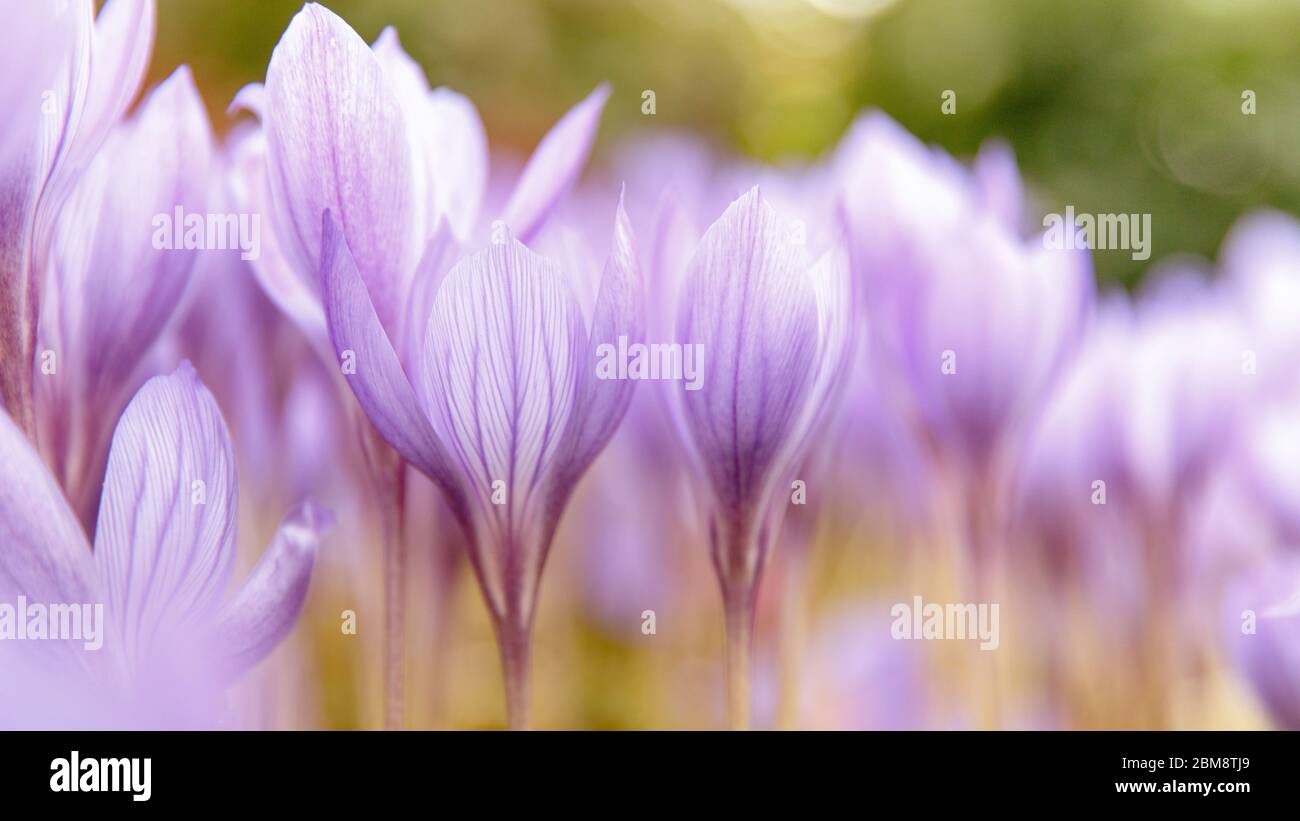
[282,499,335,548]
[227,82,266,118]
[171,359,199,381]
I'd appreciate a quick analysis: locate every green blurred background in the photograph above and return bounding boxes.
[153,0,1300,286]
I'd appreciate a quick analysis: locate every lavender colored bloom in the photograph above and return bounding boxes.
[1015,300,1140,580]
[839,112,1093,476]
[232,3,609,356]
[321,193,643,726]
[230,3,612,728]
[37,65,215,526]
[670,187,852,728]
[1019,272,1248,573]
[0,363,324,729]
[1,0,154,438]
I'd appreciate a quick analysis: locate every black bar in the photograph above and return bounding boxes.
[0,730,1282,808]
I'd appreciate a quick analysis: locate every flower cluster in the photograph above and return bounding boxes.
[1,1,1297,730]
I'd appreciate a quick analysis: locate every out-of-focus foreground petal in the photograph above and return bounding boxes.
[210,501,331,680]
[0,407,94,604]
[92,362,238,672]
[38,67,213,491]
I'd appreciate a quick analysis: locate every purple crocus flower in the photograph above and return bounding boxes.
[0,0,154,440]
[0,363,324,729]
[36,65,215,528]
[229,3,611,727]
[838,113,1093,567]
[320,193,643,727]
[1015,271,1248,724]
[670,187,852,729]
[231,2,609,356]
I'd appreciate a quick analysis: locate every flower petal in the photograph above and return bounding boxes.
[972,139,1024,233]
[370,28,486,244]
[37,66,214,517]
[420,235,586,616]
[40,65,213,416]
[427,88,489,241]
[319,211,466,508]
[92,362,238,671]
[264,2,414,331]
[502,84,609,242]
[0,0,93,436]
[226,122,330,348]
[767,240,856,500]
[210,501,329,679]
[560,191,644,485]
[0,406,95,604]
[78,0,155,170]
[676,188,819,544]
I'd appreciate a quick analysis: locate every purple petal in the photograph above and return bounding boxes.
[211,501,329,679]
[676,188,819,549]
[972,139,1024,233]
[502,84,610,243]
[264,2,415,331]
[319,211,466,507]
[0,0,93,435]
[226,123,330,347]
[1223,558,1300,729]
[419,235,587,617]
[784,242,854,467]
[368,33,489,241]
[427,88,489,241]
[228,82,267,120]
[560,191,644,485]
[77,0,156,171]
[40,66,213,430]
[401,224,459,367]
[92,362,238,670]
[0,405,95,604]
[370,27,437,248]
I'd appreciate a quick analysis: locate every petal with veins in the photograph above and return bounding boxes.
[319,211,467,512]
[676,188,819,545]
[93,363,237,671]
[421,236,586,616]
[210,501,329,679]
[264,2,414,332]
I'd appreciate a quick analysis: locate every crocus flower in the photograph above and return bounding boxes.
[0,0,154,440]
[1015,272,1247,725]
[321,179,642,726]
[36,65,215,528]
[230,3,611,727]
[838,113,1093,569]
[0,363,324,728]
[670,187,851,729]
[232,2,609,357]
